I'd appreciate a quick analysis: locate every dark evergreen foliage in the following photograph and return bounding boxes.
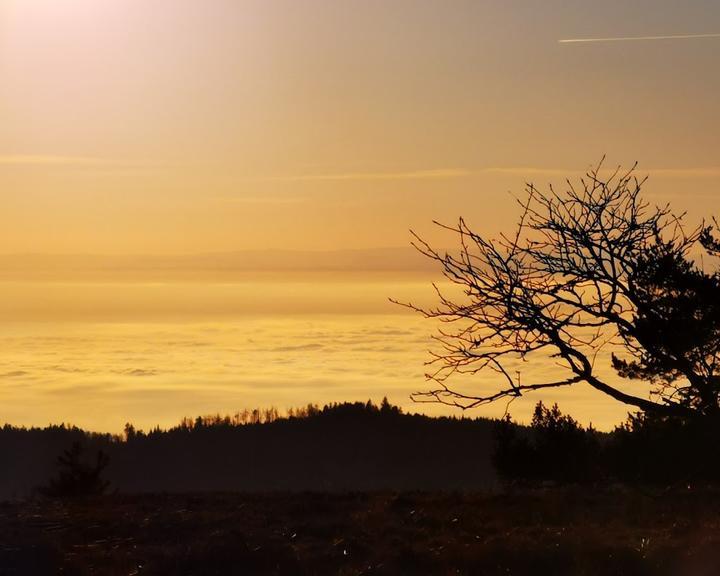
[494,402,720,485]
[40,441,110,499]
[605,412,720,484]
[493,403,599,484]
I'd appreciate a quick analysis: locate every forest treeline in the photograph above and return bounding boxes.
[494,402,720,486]
[3,399,716,500]
[0,399,498,499]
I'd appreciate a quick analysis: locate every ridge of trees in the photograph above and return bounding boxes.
[0,400,498,498]
[495,403,720,485]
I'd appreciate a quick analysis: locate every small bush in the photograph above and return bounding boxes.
[493,402,599,484]
[606,413,720,485]
[40,441,110,499]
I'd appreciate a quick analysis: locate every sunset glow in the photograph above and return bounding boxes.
[2,0,720,431]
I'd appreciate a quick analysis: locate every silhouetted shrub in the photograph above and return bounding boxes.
[606,413,720,485]
[40,441,110,499]
[529,402,599,482]
[494,402,600,484]
[495,402,720,486]
[492,414,535,481]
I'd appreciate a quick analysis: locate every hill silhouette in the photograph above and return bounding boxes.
[0,400,498,499]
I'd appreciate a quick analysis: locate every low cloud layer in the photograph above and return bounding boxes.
[0,307,630,432]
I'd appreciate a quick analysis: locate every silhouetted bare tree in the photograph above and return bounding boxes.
[403,160,720,420]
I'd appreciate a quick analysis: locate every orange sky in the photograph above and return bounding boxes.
[1,1,720,430]
[2,0,720,254]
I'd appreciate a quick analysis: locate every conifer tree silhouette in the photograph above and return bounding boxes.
[41,441,110,498]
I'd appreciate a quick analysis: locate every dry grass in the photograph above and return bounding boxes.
[2,488,720,575]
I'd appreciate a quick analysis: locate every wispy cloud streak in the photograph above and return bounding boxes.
[559,33,720,44]
[478,167,573,176]
[0,155,105,166]
[248,165,720,186]
[485,166,720,178]
[254,169,471,183]
[648,167,720,178]
[219,195,308,205]
[0,155,170,175]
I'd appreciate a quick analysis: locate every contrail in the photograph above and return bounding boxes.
[559,32,720,44]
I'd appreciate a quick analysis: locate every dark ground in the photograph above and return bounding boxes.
[2,488,720,575]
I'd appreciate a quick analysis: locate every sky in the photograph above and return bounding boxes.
[1,0,719,430]
[2,0,720,253]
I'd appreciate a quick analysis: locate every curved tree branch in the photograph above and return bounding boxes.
[401,161,720,420]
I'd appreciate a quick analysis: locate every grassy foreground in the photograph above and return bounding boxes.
[2,488,720,575]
